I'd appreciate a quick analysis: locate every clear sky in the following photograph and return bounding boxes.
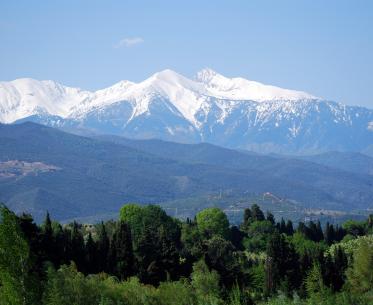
[1,0,373,108]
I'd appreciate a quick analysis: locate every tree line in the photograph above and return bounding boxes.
[0,203,372,305]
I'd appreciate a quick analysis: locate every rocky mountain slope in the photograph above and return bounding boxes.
[1,69,373,154]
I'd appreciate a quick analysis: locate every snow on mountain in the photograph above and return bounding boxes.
[1,69,373,154]
[0,69,318,124]
[196,68,317,101]
[0,78,91,123]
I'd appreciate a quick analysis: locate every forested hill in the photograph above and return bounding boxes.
[1,122,373,222]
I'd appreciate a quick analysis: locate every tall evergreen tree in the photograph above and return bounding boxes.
[96,222,110,273]
[70,222,85,272]
[109,221,134,280]
[324,222,335,245]
[41,212,55,265]
[84,232,97,274]
[285,220,294,236]
[265,231,299,295]
[266,212,275,225]
[251,204,265,222]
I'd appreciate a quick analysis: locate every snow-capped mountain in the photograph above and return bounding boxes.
[1,69,373,154]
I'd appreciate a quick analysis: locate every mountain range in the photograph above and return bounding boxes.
[1,69,373,154]
[1,122,372,223]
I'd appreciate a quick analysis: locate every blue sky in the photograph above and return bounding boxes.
[1,0,372,108]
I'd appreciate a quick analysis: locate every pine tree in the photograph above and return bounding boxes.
[70,222,85,272]
[85,232,97,274]
[265,231,299,295]
[279,218,286,234]
[332,246,348,291]
[314,221,324,242]
[243,208,252,227]
[324,222,335,245]
[285,220,294,235]
[109,221,134,279]
[266,212,275,225]
[41,212,55,264]
[96,222,110,273]
[251,204,265,222]
[368,214,373,229]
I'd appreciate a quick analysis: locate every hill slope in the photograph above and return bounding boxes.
[1,123,373,222]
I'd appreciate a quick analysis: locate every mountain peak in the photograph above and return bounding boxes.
[196,69,317,101]
[195,68,219,83]
[151,69,185,82]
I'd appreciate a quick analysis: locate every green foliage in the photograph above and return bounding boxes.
[291,232,326,258]
[326,235,373,261]
[244,220,275,252]
[204,235,245,288]
[265,232,299,295]
[346,238,373,294]
[156,280,195,305]
[196,207,230,239]
[0,205,38,305]
[191,260,222,305]
[305,264,328,298]
[1,203,373,305]
[108,221,134,279]
[342,220,366,237]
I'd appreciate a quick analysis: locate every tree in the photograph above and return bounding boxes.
[191,260,222,305]
[315,221,324,242]
[0,205,38,305]
[265,231,299,295]
[204,236,244,288]
[109,221,134,279]
[85,232,97,274]
[196,208,229,239]
[251,204,265,222]
[324,222,335,245]
[305,263,328,300]
[41,212,55,265]
[70,222,85,271]
[52,222,68,267]
[285,220,294,236]
[368,214,373,229]
[42,263,99,305]
[278,218,286,234]
[342,220,365,237]
[119,203,144,239]
[120,204,180,249]
[96,222,110,273]
[346,238,373,293]
[243,208,252,228]
[266,212,275,225]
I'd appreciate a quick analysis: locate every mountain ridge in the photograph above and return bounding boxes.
[1,69,373,154]
[1,122,373,222]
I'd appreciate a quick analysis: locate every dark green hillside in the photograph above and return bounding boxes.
[1,122,373,222]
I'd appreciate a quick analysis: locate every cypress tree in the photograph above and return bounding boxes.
[279,218,286,234]
[266,212,275,225]
[97,222,110,273]
[251,204,265,222]
[315,221,324,242]
[286,220,294,235]
[85,232,97,274]
[41,212,54,264]
[70,222,85,271]
[243,208,252,227]
[109,221,134,279]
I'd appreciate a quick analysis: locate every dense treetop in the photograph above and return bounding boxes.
[0,202,372,305]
